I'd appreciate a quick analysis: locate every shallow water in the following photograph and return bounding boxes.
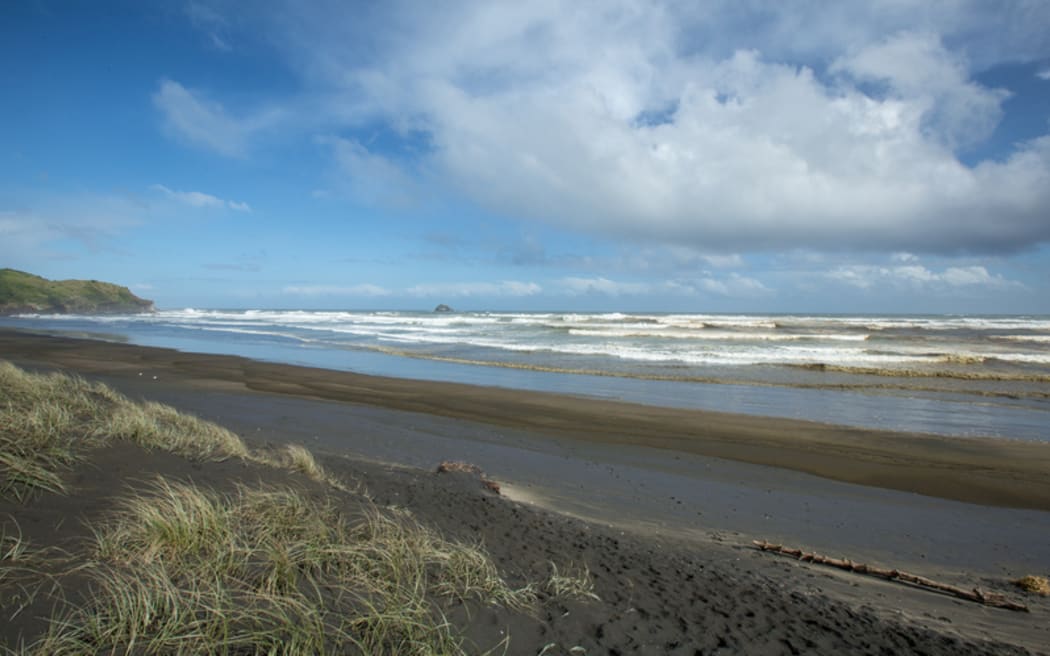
[3,309,1048,441]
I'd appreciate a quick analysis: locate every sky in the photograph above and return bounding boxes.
[2,1,1050,313]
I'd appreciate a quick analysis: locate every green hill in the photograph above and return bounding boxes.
[0,269,154,315]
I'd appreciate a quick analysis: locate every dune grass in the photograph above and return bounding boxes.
[261,442,359,494]
[0,360,600,653]
[0,518,66,632]
[107,400,249,461]
[34,477,533,655]
[545,562,600,602]
[0,361,248,502]
[0,362,102,500]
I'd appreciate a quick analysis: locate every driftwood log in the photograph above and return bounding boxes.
[753,540,1029,612]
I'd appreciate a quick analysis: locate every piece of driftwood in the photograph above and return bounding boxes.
[753,540,1029,612]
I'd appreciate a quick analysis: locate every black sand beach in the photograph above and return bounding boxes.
[2,328,1049,654]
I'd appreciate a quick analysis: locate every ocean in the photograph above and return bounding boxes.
[3,310,1048,441]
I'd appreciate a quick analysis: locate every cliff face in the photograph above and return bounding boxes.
[0,269,154,316]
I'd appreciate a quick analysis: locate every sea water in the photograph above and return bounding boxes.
[3,310,1048,441]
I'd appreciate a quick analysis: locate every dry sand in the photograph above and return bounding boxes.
[2,328,1049,653]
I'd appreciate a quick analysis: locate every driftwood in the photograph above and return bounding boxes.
[753,540,1029,612]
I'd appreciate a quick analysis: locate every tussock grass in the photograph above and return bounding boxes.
[546,562,600,602]
[36,477,533,655]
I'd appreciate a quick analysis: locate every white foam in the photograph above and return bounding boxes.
[566,328,869,342]
[10,309,1049,373]
[990,335,1050,344]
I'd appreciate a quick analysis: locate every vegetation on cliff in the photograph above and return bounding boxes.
[0,269,153,315]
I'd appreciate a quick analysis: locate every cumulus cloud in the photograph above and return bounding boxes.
[831,32,1008,148]
[1037,68,1050,81]
[244,1,1050,255]
[170,2,1050,256]
[151,184,251,212]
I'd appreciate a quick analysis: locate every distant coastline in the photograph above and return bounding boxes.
[0,269,153,316]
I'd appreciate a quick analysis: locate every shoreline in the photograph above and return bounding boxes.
[4,328,1050,652]
[5,314,1050,443]
[4,327,1050,511]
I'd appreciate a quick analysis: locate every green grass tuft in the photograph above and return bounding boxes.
[36,477,533,654]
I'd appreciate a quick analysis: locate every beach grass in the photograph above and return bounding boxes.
[0,361,247,501]
[36,477,532,654]
[0,361,584,653]
[0,519,65,634]
[546,562,600,602]
[260,442,357,494]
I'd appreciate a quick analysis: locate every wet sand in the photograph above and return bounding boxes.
[3,328,1050,511]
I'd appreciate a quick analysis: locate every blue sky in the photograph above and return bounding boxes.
[2,1,1050,313]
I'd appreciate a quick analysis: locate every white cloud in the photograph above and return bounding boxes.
[828,263,1020,291]
[152,79,283,157]
[282,284,391,297]
[831,32,1008,148]
[151,184,251,212]
[558,274,770,298]
[666,2,1050,71]
[698,253,745,269]
[282,280,542,299]
[1037,68,1050,81]
[405,280,542,298]
[627,247,745,271]
[185,2,232,51]
[559,277,652,296]
[698,273,772,297]
[324,137,419,207]
[0,195,144,262]
[249,2,1050,255]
